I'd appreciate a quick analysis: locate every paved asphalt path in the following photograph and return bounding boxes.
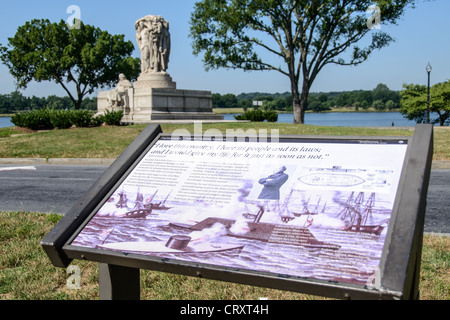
[0,164,448,234]
[0,164,105,215]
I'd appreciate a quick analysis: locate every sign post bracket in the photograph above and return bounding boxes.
[99,263,140,300]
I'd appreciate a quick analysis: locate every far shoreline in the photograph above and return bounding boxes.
[213,107,402,114]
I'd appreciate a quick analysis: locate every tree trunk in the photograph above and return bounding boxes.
[74,95,83,110]
[290,68,304,124]
[291,60,312,124]
[292,90,303,124]
[298,92,307,124]
[294,79,310,125]
[75,85,84,110]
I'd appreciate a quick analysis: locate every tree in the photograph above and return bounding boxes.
[431,81,450,126]
[190,0,416,124]
[336,92,355,107]
[360,100,369,110]
[400,81,450,126]
[29,96,46,110]
[8,91,28,111]
[399,84,427,123]
[373,83,399,104]
[212,93,240,108]
[238,98,253,111]
[372,99,385,110]
[385,99,396,110]
[222,93,239,108]
[212,93,223,108]
[358,90,373,107]
[0,19,140,110]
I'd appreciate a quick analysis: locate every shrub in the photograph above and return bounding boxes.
[50,109,73,129]
[35,109,54,130]
[11,108,124,130]
[264,110,278,122]
[10,112,25,127]
[235,109,265,122]
[71,110,95,127]
[102,109,123,126]
[90,115,104,127]
[234,109,278,122]
[11,108,54,130]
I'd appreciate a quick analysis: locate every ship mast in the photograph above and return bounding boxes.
[361,193,375,226]
[337,191,354,221]
[352,192,365,228]
[338,192,376,229]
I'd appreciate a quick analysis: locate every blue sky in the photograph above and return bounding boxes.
[0,0,448,97]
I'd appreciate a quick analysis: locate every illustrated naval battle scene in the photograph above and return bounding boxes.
[71,139,408,286]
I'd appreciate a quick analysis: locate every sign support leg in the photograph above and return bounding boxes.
[99,263,140,300]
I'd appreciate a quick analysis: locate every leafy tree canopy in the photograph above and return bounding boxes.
[0,19,140,109]
[190,0,418,124]
[400,81,450,126]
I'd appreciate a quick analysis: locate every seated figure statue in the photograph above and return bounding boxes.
[107,74,133,111]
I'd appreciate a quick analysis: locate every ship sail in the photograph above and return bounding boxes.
[337,192,384,235]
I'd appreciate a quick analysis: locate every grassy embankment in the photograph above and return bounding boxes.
[0,122,448,160]
[0,123,448,300]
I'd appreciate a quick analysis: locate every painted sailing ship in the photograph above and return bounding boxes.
[148,190,172,211]
[119,189,172,218]
[337,192,387,235]
[119,189,154,218]
[268,189,323,224]
[115,190,128,209]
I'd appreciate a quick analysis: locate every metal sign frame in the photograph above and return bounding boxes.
[41,124,433,300]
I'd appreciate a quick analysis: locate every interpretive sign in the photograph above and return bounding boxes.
[42,124,433,300]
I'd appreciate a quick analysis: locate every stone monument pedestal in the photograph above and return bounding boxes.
[97,73,223,123]
[134,72,176,89]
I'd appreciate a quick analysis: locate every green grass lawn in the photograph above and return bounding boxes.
[0,123,448,160]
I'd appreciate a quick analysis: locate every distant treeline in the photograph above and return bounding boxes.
[214,83,400,112]
[0,91,97,114]
[1,83,400,114]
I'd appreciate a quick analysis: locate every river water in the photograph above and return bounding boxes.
[224,112,417,127]
[0,117,13,128]
[1,112,417,128]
